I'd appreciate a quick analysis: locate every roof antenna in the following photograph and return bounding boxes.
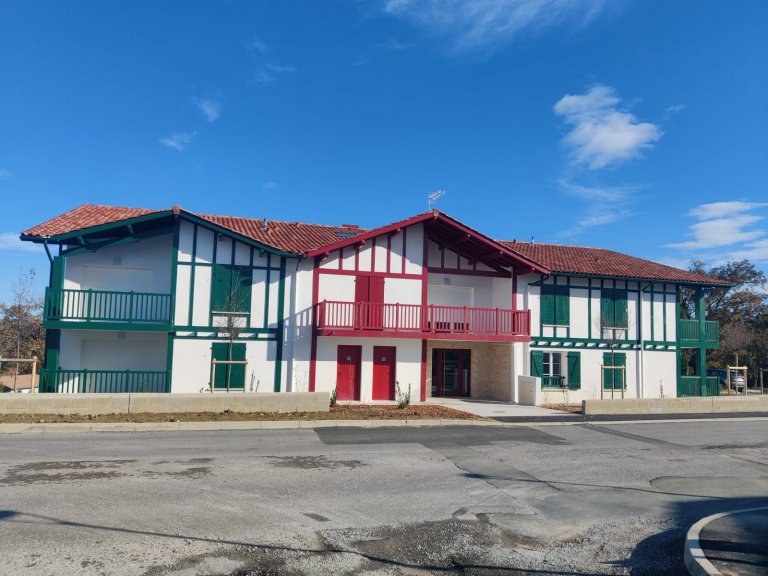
[427,189,445,210]
[530,236,535,245]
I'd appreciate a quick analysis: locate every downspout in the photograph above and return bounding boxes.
[639,283,652,398]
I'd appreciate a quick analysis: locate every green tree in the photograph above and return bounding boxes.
[681,260,768,384]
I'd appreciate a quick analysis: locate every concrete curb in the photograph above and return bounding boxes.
[0,418,505,434]
[1,414,767,434]
[684,507,768,576]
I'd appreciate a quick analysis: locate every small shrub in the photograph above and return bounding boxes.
[329,387,338,408]
[395,382,411,409]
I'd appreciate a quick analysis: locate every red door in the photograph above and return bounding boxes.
[372,346,396,400]
[336,345,361,400]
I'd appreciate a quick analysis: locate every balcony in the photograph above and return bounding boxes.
[678,375,720,397]
[45,288,172,330]
[39,369,169,393]
[678,319,720,348]
[315,300,531,341]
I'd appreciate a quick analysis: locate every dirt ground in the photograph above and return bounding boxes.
[0,404,482,424]
[540,403,582,414]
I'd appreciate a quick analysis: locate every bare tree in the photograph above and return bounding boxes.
[0,269,45,388]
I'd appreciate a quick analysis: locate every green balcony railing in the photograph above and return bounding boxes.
[541,375,565,388]
[678,319,720,346]
[678,375,720,397]
[45,288,172,325]
[39,369,169,393]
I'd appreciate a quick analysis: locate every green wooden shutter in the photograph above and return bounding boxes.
[229,343,246,389]
[212,342,246,389]
[234,266,252,314]
[541,286,555,325]
[211,264,229,312]
[530,351,544,377]
[615,352,626,389]
[567,352,581,389]
[602,351,626,389]
[212,342,228,389]
[555,286,569,326]
[614,290,628,328]
[601,290,614,328]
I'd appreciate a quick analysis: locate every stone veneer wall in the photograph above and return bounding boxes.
[425,341,512,401]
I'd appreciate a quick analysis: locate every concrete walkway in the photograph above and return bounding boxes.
[425,397,570,418]
[685,507,768,575]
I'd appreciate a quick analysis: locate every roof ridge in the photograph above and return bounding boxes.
[200,212,372,230]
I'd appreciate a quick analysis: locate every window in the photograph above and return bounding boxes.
[541,284,569,326]
[211,265,252,315]
[211,342,246,390]
[531,350,581,389]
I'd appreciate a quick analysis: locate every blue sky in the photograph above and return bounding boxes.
[1,0,767,302]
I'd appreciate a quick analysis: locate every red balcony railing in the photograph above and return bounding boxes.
[315,300,530,340]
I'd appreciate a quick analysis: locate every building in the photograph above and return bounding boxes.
[20,204,730,402]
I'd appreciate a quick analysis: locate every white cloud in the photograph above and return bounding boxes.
[727,239,768,264]
[249,37,269,54]
[668,216,764,250]
[159,132,197,151]
[666,104,686,113]
[262,181,279,190]
[195,99,221,122]
[688,201,768,221]
[255,63,296,85]
[665,201,768,265]
[383,0,611,51]
[0,169,10,179]
[0,233,42,253]
[554,85,662,169]
[557,180,638,237]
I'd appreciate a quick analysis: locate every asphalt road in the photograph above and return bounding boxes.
[1,421,767,575]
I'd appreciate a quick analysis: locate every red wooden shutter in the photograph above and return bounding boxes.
[355,276,370,302]
[369,276,385,303]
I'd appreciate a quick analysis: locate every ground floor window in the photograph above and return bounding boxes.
[211,342,246,390]
[432,349,471,397]
[531,350,581,389]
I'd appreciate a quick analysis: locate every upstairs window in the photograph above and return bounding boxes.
[211,264,252,315]
[601,288,628,339]
[541,284,569,326]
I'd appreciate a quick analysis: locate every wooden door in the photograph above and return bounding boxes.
[372,346,396,400]
[336,345,362,400]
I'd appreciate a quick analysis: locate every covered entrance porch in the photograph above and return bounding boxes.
[426,341,521,401]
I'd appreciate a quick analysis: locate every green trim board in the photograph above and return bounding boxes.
[531,337,676,350]
[44,320,172,332]
[549,271,725,288]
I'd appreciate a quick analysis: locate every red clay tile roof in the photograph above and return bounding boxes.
[22,204,158,238]
[21,204,730,285]
[199,214,369,254]
[21,204,369,255]
[498,241,731,285]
